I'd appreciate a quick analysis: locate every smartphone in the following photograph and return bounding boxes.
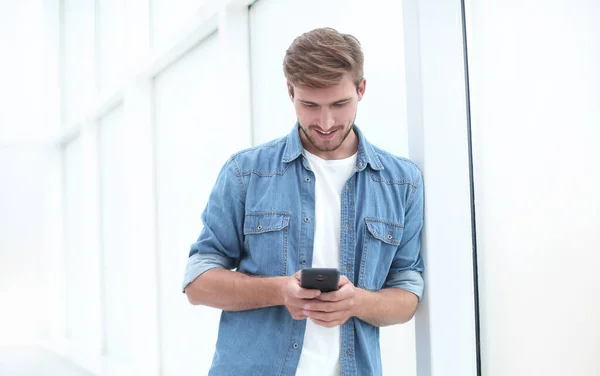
[300,268,340,292]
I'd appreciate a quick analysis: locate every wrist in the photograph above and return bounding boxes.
[353,287,370,318]
[273,276,288,306]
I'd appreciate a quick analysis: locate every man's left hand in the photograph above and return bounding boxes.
[302,275,358,328]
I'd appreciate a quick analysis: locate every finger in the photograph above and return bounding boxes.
[287,297,318,309]
[305,310,342,322]
[295,287,321,299]
[306,311,333,322]
[317,288,350,302]
[294,313,308,320]
[303,301,337,313]
[318,282,353,302]
[316,291,339,302]
[289,307,307,320]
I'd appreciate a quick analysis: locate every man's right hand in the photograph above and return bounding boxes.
[281,270,322,320]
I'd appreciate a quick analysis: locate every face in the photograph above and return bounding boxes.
[290,74,366,160]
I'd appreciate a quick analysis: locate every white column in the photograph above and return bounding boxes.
[403,0,479,375]
[66,0,103,370]
[218,2,254,147]
[121,1,161,375]
[76,121,105,375]
[40,0,67,353]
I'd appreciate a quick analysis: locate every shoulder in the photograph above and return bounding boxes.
[370,145,422,188]
[228,136,289,175]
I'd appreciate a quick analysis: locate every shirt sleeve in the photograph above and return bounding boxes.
[181,156,246,293]
[384,169,425,301]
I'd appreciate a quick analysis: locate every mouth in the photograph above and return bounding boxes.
[314,128,337,139]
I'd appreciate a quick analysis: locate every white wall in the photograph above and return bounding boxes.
[466,1,600,375]
[0,0,49,143]
[0,0,62,347]
[0,148,59,344]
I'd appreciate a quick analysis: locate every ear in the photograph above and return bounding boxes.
[357,78,366,101]
[287,82,295,101]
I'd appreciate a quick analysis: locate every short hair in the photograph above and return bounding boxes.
[283,27,364,94]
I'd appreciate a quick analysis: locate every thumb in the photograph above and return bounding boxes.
[338,275,352,287]
[293,270,302,281]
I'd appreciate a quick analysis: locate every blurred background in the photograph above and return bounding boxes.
[0,0,598,375]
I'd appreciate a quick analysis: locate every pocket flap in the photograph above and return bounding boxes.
[244,212,290,234]
[365,218,404,246]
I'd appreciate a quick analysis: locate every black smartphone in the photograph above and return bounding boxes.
[300,268,340,292]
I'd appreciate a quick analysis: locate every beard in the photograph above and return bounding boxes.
[298,116,356,153]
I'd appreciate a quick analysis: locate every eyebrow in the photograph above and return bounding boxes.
[298,97,353,106]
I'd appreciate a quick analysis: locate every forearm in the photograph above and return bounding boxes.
[185,268,286,311]
[354,287,419,327]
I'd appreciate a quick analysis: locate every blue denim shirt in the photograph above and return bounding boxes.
[182,124,425,376]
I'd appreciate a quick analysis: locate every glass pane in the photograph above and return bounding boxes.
[63,0,96,125]
[97,0,126,96]
[98,105,130,362]
[153,32,231,376]
[150,0,208,49]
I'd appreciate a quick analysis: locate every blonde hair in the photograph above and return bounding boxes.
[283,27,364,95]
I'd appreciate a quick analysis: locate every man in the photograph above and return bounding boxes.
[182,27,424,376]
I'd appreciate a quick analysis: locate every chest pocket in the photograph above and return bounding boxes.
[358,218,404,290]
[243,212,290,277]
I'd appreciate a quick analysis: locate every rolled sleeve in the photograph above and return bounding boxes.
[385,168,425,301]
[181,157,246,293]
[384,270,424,301]
[182,252,235,292]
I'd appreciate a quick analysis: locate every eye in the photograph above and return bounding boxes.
[303,103,317,108]
[333,102,348,108]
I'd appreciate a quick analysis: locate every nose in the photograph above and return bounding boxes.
[319,108,335,130]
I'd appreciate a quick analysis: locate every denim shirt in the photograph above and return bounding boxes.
[182,124,425,376]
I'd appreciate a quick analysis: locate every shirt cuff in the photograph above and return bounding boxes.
[384,270,425,302]
[181,252,233,293]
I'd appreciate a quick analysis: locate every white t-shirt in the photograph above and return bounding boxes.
[295,149,357,376]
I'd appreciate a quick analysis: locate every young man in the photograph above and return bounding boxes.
[182,27,424,376]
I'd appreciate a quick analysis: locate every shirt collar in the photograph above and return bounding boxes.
[282,122,383,171]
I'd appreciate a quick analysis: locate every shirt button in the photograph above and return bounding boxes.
[304,217,310,223]
[305,177,311,182]
[346,185,349,191]
[293,343,299,349]
[301,259,306,265]
[346,222,349,230]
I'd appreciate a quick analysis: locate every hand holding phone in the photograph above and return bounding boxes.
[300,268,340,293]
